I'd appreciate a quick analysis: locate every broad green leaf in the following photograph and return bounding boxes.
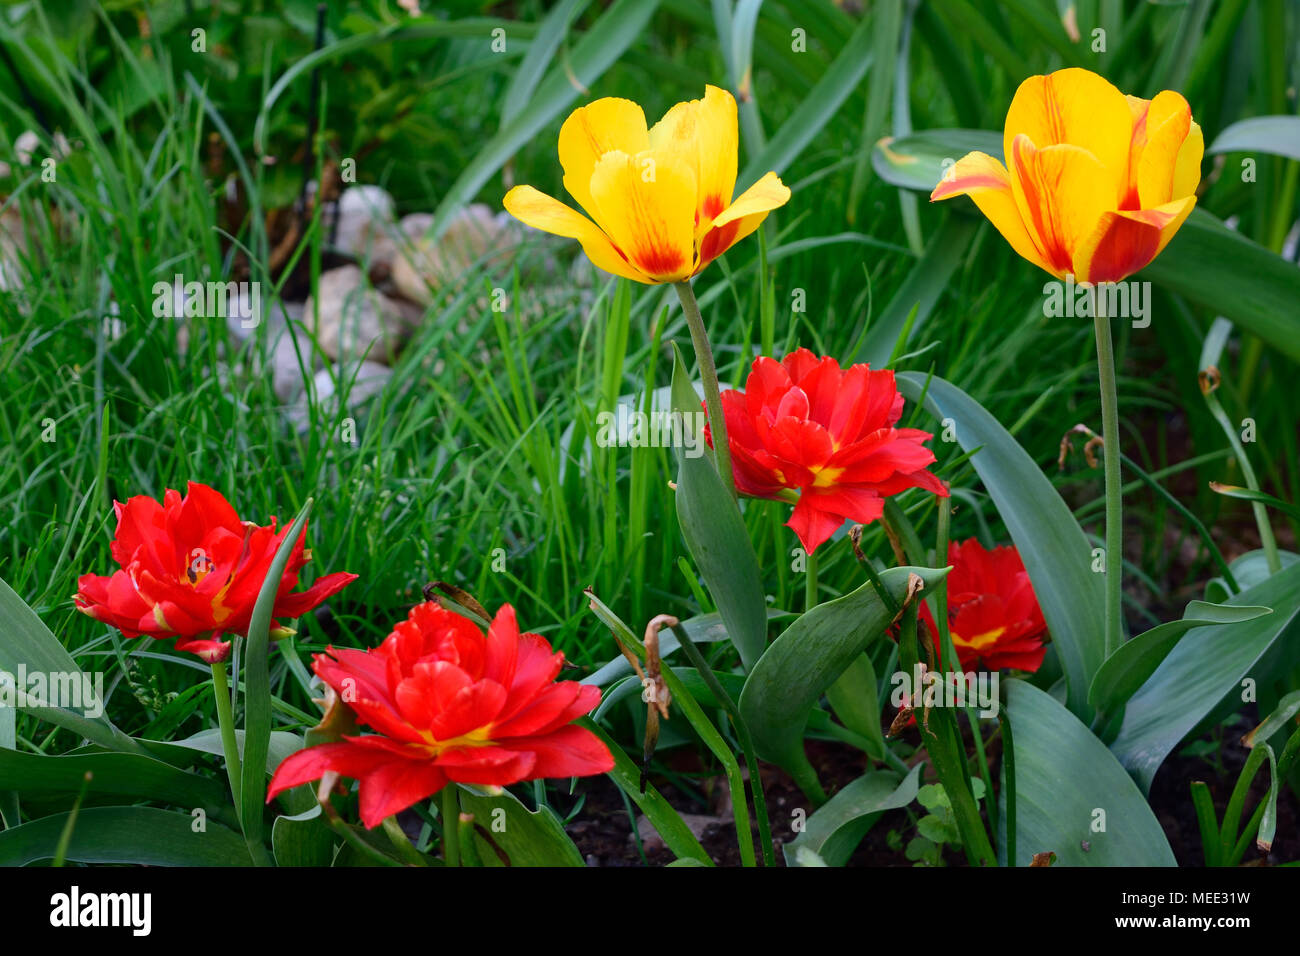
[1143,210,1300,364]
[897,373,1104,720]
[272,805,336,867]
[785,764,923,867]
[0,749,230,814]
[740,565,949,786]
[999,680,1175,866]
[1208,116,1300,161]
[458,786,584,867]
[1205,548,1300,603]
[146,728,305,776]
[579,718,712,865]
[1245,690,1300,748]
[871,129,1001,193]
[669,344,768,672]
[240,499,313,860]
[0,807,252,866]
[1088,601,1272,725]
[1110,562,1300,792]
[0,577,145,754]
[737,10,874,191]
[826,653,884,757]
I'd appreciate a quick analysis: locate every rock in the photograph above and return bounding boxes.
[304,265,422,366]
[390,203,517,305]
[332,185,396,260]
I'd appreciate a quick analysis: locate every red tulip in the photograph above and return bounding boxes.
[922,539,1047,672]
[712,348,947,553]
[75,482,357,663]
[266,601,613,828]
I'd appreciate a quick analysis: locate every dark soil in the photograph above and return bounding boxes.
[566,730,1298,866]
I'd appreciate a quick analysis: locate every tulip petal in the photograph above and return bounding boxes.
[1136,90,1192,207]
[1172,121,1204,201]
[356,758,449,829]
[930,151,1055,277]
[503,185,650,283]
[514,724,615,778]
[698,171,790,267]
[648,84,739,231]
[1004,68,1132,188]
[588,150,698,282]
[1072,194,1196,284]
[557,96,649,218]
[1008,135,1117,279]
[273,570,357,618]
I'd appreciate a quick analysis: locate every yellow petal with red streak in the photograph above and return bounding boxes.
[931,150,1053,276]
[649,85,739,234]
[1136,90,1192,207]
[558,98,650,218]
[588,150,698,283]
[1004,68,1132,194]
[695,171,790,269]
[503,184,650,283]
[1072,194,1197,284]
[1008,135,1117,279]
[1172,121,1204,200]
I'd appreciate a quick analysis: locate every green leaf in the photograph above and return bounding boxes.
[0,807,252,866]
[499,0,591,128]
[897,373,1104,720]
[998,680,1176,866]
[785,765,923,867]
[1206,548,1300,603]
[737,11,874,191]
[1088,601,1273,725]
[458,787,583,867]
[1143,210,1300,364]
[1110,562,1300,792]
[1245,689,1300,748]
[0,577,129,751]
[871,129,1002,193]
[272,805,336,867]
[149,729,305,777]
[0,749,231,814]
[1207,116,1300,161]
[240,499,314,859]
[669,344,768,672]
[1209,483,1300,521]
[740,565,949,788]
[582,610,778,687]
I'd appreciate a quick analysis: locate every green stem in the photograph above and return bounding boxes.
[675,280,736,498]
[805,545,818,611]
[210,660,243,816]
[673,625,776,867]
[441,786,461,867]
[1092,289,1124,658]
[381,815,428,866]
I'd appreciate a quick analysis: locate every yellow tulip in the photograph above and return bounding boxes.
[930,67,1202,284]
[503,85,790,284]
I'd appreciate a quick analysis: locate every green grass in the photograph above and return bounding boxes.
[1,0,1296,756]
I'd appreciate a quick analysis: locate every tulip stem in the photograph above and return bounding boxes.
[1092,288,1124,659]
[210,660,243,815]
[441,785,461,867]
[674,280,736,498]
